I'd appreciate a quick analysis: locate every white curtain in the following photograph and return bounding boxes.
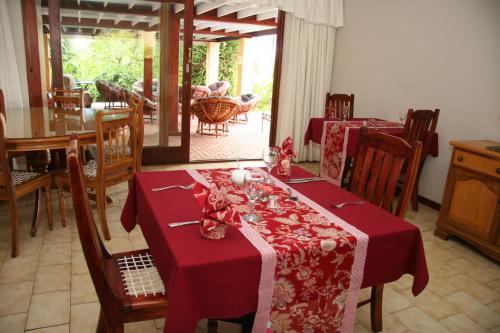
[0,0,29,108]
[276,12,337,161]
[208,0,343,27]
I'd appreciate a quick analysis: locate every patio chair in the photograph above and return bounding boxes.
[208,81,231,97]
[325,93,354,120]
[348,127,422,332]
[402,108,440,211]
[123,89,157,123]
[96,80,127,109]
[232,93,259,122]
[191,97,239,137]
[132,79,159,102]
[0,113,53,257]
[51,88,86,124]
[63,74,93,108]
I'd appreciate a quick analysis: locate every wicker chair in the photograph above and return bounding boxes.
[233,94,259,122]
[208,81,231,97]
[95,80,127,109]
[123,89,157,123]
[191,97,239,137]
[63,74,93,108]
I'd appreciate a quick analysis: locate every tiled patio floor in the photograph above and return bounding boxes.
[0,162,499,333]
[142,111,270,161]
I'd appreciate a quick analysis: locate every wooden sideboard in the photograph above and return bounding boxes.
[435,140,500,261]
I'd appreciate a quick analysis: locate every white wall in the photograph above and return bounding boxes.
[332,0,500,203]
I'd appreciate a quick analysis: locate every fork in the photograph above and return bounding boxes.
[332,201,364,209]
[152,184,194,192]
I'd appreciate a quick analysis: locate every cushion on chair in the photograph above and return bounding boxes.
[11,170,44,186]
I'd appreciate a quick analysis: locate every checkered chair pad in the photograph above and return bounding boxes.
[117,252,165,298]
[87,144,132,161]
[11,170,44,186]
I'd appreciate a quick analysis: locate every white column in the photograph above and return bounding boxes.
[205,41,220,84]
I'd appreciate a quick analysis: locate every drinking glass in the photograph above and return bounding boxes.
[399,110,407,124]
[262,147,279,184]
[343,105,350,120]
[243,173,264,223]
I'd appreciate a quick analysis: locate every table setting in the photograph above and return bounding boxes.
[121,137,429,333]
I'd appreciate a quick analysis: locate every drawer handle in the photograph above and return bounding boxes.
[497,168,500,174]
[457,156,464,162]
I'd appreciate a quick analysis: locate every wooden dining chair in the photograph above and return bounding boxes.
[127,95,145,172]
[402,109,440,211]
[66,135,167,332]
[52,88,86,123]
[348,127,422,332]
[0,114,53,257]
[0,89,5,118]
[325,93,354,120]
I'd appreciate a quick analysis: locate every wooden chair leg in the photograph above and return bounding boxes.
[96,309,124,333]
[96,188,111,240]
[58,183,67,227]
[31,189,43,236]
[9,199,19,257]
[370,284,384,332]
[96,309,107,333]
[207,319,218,333]
[45,186,53,230]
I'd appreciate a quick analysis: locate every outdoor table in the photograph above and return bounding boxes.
[304,117,439,157]
[121,166,429,333]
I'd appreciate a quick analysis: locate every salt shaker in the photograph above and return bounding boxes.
[267,195,278,209]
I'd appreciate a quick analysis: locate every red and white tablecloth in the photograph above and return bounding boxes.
[320,119,403,185]
[121,167,429,333]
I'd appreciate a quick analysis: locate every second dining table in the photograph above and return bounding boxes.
[121,166,429,333]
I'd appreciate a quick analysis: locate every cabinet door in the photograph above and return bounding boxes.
[446,168,499,241]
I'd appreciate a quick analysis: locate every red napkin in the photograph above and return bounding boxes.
[277,136,297,176]
[192,182,242,239]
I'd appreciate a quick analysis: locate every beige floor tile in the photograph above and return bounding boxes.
[71,233,82,251]
[383,286,413,314]
[0,256,37,284]
[394,307,449,333]
[28,324,70,332]
[154,318,165,329]
[34,264,71,294]
[70,274,97,305]
[490,326,500,333]
[406,289,460,320]
[26,290,70,330]
[355,306,408,333]
[102,236,133,254]
[487,300,500,313]
[445,275,500,304]
[71,251,88,275]
[425,277,460,297]
[0,313,27,333]
[38,243,71,266]
[0,281,33,316]
[486,279,500,294]
[439,313,489,333]
[70,302,100,333]
[445,291,500,329]
[353,322,371,333]
[447,258,500,283]
[124,320,157,333]
[43,226,72,245]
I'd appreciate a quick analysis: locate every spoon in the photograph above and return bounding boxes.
[287,188,298,201]
[152,184,194,192]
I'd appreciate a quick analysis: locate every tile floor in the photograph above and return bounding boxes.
[0,161,499,333]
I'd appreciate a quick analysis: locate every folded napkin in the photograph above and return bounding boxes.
[277,136,297,176]
[193,182,242,239]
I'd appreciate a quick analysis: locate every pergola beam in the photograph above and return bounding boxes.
[237,6,276,19]
[217,3,255,17]
[196,1,229,15]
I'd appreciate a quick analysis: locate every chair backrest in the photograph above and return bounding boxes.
[52,88,84,118]
[0,114,15,197]
[127,95,145,172]
[66,135,120,313]
[0,89,5,116]
[191,97,239,123]
[348,127,422,218]
[325,93,354,120]
[402,109,439,170]
[95,108,137,181]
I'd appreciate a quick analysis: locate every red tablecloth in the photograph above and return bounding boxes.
[121,167,428,333]
[304,117,439,157]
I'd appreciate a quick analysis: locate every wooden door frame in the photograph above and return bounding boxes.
[142,0,193,164]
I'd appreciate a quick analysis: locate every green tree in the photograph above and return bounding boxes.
[219,40,239,95]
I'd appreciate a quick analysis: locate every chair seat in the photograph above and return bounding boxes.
[117,251,165,298]
[11,170,46,186]
[82,159,98,179]
[87,144,132,161]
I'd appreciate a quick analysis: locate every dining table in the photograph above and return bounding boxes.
[121,166,429,333]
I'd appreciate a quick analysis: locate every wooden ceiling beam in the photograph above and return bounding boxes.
[42,15,158,31]
[194,14,276,27]
[41,0,159,16]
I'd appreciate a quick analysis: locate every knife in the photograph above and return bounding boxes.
[286,178,324,184]
[168,221,199,228]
